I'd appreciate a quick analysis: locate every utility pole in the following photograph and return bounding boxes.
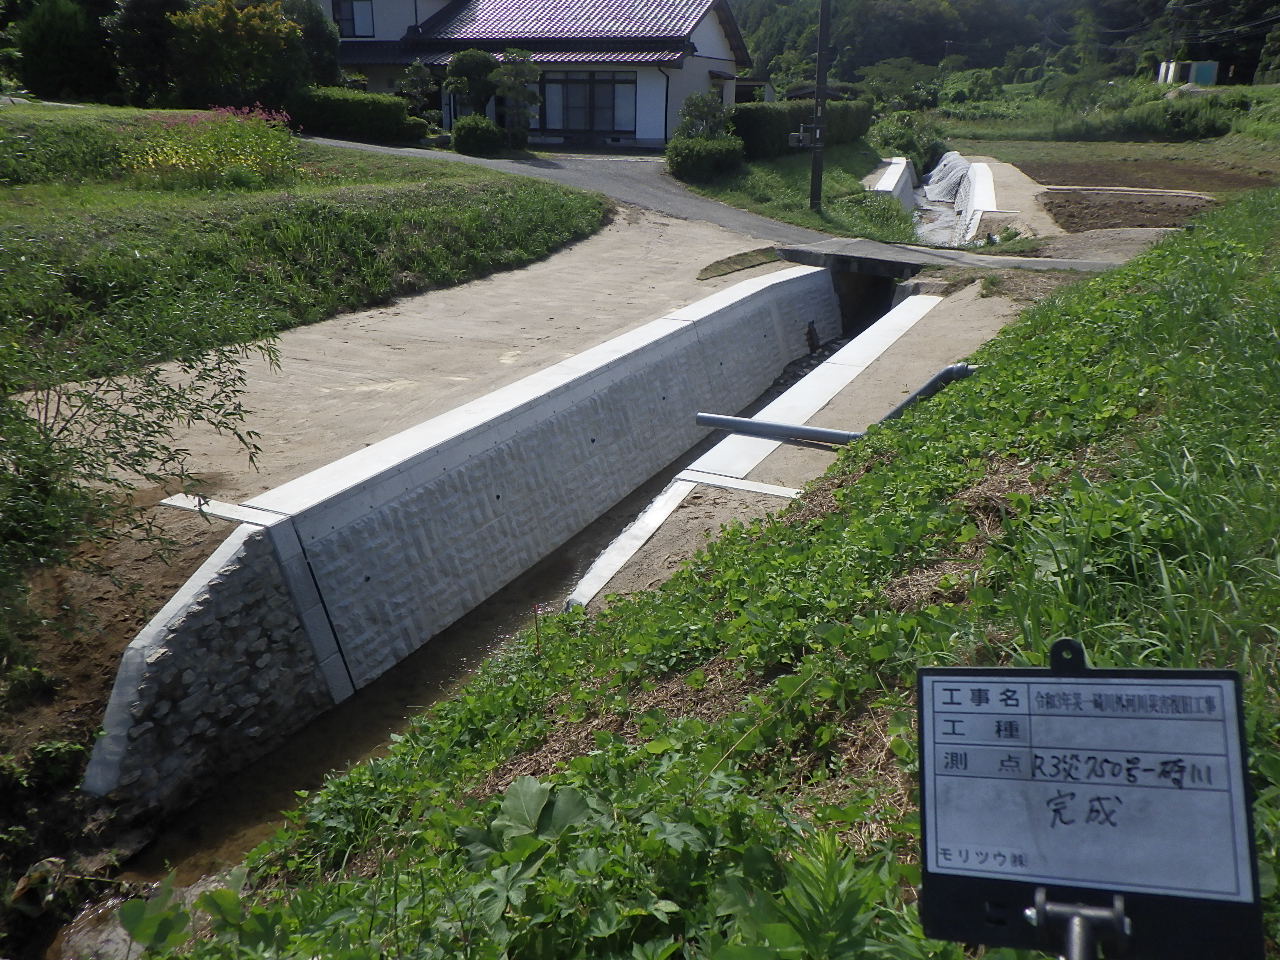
[808,0,832,210]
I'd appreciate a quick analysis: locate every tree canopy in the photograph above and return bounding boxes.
[727,0,1280,85]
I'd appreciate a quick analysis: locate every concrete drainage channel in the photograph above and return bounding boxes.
[84,265,870,818]
[82,151,1077,832]
[869,152,1002,246]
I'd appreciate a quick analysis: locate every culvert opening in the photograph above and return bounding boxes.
[832,271,903,338]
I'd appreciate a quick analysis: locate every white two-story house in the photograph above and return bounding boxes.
[323,0,752,146]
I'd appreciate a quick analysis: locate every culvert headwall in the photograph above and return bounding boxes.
[83,265,842,813]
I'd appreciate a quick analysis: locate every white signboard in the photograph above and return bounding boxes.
[921,674,1253,902]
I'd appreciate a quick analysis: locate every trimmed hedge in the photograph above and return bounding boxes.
[288,86,427,144]
[729,99,872,159]
[664,135,744,182]
[451,114,504,155]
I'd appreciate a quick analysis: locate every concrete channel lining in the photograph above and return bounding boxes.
[567,293,943,609]
[238,265,843,689]
[870,157,919,212]
[82,525,261,796]
[84,265,846,810]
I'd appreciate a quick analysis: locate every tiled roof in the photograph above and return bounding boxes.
[406,48,685,65]
[419,0,716,41]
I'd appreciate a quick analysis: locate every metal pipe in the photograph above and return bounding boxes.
[880,363,977,422]
[696,363,978,448]
[695,412,862,446]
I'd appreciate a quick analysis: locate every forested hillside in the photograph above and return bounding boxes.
[728,0,1280,90]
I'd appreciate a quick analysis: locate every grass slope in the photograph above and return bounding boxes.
[0,108,608,953]
[686,141,916,243]
[124,189,1280,958]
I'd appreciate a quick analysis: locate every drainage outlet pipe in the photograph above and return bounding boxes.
[696,363,979,447]
[880,363,977,422]
[694,413,863,446]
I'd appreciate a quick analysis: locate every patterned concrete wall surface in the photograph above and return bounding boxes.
[956,162,996,243]
[83,266,840,810]
[83,525,332,812]
[249,265,840,687]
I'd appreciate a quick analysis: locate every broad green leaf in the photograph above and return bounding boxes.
[456,824,502,864]
[492,776,551,838]
[586,900,622,938]
[760,921,805,950]
[537,785,591,839]
[194,887,244,930]
[632,938,682,960]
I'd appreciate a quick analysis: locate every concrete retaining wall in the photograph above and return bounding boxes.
[82,525,332,812]
[83,266,841,811]
[956,161,996,243]
[870,156,917,212]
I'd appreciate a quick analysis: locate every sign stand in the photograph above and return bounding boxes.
[1030,648,1128,960]
[918,637,1265,960]
[1027,887,1129,960]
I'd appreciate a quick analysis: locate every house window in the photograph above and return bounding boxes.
[540,71,636,134]
[332,0,373,37]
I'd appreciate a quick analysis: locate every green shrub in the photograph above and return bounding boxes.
[167,0,307,108]
[104,0,191,106]
[730,100,802,158]
[1052,96,1232,141]
[450,113,503,155]
[673,91,731,139]
[664,135,744,182]
[16,0,116,99]
[869,111,947,174]
[288,85,424,143]
[729,99,871,160]
[826,99,872,143]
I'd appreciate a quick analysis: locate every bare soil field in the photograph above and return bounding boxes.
[1016,158,1272,193]
[1041,190,1217,231]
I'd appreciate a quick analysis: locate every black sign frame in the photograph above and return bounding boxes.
[917,640,1265,959]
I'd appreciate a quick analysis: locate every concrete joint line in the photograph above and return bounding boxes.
[677,469,800,499]
[162,494,291,526]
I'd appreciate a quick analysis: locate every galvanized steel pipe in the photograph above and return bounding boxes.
[694,413,863,446]
[696,363,978,447]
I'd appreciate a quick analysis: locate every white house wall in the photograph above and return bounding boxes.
[665,55,734,135]
[635,68,669,143]
[689,11,735,64]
